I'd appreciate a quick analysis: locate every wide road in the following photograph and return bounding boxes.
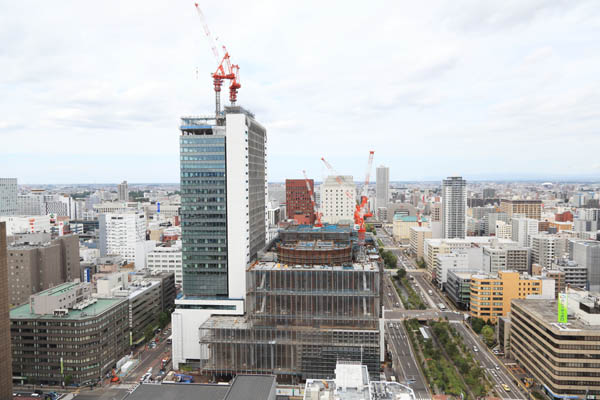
[452,323,525,400]
[382,273,404,310]
[124,332,172,384]
[386,321,430,400]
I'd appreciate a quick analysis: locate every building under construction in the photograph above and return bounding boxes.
[199,261,380,382]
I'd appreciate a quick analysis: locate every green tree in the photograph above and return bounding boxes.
[470,317,486,334]
[396,268,407,279]
[158,311,170,329]
[144,324,155,343]
[64,375,73,386]
[481,325,496,347]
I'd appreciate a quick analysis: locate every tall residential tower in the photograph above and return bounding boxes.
[442,176,466,239]
[376,165,389,210]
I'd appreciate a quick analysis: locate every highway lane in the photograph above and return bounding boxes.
[124,334,171,384]
[386,321,430,400]
[453,323,525,400]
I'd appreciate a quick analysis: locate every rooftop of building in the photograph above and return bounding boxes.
[32,281,80,297]
[393,215,429,222]
[10,297,125,320]
[281,224,352,234]
[471,270,540,280]
[449,271,474,279]
[410,226,432,232]
[500,199,542,203]
[426,237,515,245]
[512,298,600,331]
[249,261,379,272]
[278,240,351,250]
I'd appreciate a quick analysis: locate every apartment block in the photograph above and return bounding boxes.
[376,165,389,210]
[7,233,80,306]
[511,217,539,247]
[409,226,431,260]
[10,282,129,386]
[569,240,600,293]
[531,234,568,269]
[552,259,588,289]
[469,270,553,323]
[98,211,148,266]
[482,243,529,274]
[500,199,542,220]
[322,175,356,224]
[442,176,467,239]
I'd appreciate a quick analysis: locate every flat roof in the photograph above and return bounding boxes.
[10,297,125,320]
[34,282,81,297]
[512,298,600,331]
[249,261,379,272]
[224,375,275,400]
[127,383,229,400]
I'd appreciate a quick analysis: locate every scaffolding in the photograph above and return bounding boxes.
[199,262,381,381]
[276,240,353,266]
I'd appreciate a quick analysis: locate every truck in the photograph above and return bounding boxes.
[175,373,193,383]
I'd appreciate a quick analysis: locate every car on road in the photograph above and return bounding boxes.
[140,372,152,383]
[473,346,479,352]
[495,365,500,370]
[502,384,511,392]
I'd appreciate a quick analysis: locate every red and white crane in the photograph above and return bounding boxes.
[194,3,241,116]
[302,170,322,227]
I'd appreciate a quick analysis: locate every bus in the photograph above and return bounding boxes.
[437,303,446,311]
[166,335,172,345]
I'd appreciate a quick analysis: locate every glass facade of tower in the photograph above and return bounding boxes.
[180,119,228,297]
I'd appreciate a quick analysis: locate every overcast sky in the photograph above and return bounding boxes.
[2,1,600,184]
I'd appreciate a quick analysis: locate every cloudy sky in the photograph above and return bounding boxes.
[2,1,600,184]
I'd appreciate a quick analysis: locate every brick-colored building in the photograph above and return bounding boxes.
[499,199,542,220]
[286,179,315,224]
[0,223,13,397]
[555,210,573,222]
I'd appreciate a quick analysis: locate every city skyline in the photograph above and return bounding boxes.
[3,1,600,183]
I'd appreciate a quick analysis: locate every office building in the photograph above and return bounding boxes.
[118,180,129,202]
[7,233,80,306]
[495,220,512,239]
[484,212,509,236]
[531,234,568,269]
[392,215,428,242]
[434,252,472,287]
[17,192,45,215]
[470,270,553,323]
[285,179,315,224]
[0,215,52,235]
[376,165,389,210]
[510,293,600,398]
[446,271,472,310]
[10,282,129,386]
[146,242,183,285]
[569,239,600,292]
[0,178,17,216]
[482,188,496,199]
[482,243,529,274]
[511,217,539,247]
[198,260,381,382]
[173,107,267,369]
[321,175,356,224]
[98,210,149,267]
[409,226,431,260]
[0,223,12,397]
[552,259,588,289]
[442,176,467,239]
[500,199,542,220]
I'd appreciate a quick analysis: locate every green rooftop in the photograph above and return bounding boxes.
[35,282,81,297]
[10,298,125,320]
[393,215,429,223]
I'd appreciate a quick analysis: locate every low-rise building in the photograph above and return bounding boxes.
[510,292,600,399]
[10,282,129,386]
[146,242,182,285]
[393,215,428,242]
[470,270,554,323]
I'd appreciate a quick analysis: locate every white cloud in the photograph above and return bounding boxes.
[1,0,600,183]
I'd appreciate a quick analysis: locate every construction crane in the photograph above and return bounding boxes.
[321,157,354,199]
[194,3,240,117]
[302,170,322,227]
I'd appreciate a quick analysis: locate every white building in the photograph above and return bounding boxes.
[0,178,17,216]
[495,220,512,239]
[530,234,568,269]
[511,217,539,247]
[321,175,356,224]
[442,176,466,239]
[98,211,151,267]
[434,252,476,287]
[146,243,183,285]
[0,215,52,235]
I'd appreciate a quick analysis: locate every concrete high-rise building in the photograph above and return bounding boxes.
[409,226,432,260]
[511,217,539,247]
[0,223,13,397]
[530,234,567,269]
[0,178,17,216]
[495,220,512,239]
[376,165,389,210]
[98,211,148,266]
[285,178,315,224]
[7,233,80,306]
[321,175,355,224]
[482,188,496,199]
[442,176,467,239]
[569,240,600,293]
[173,106,267,369]
[17,192,45,215]
[118,180,129,202]
[499,199,542,220]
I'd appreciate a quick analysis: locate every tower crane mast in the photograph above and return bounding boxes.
[302,170,322,227]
